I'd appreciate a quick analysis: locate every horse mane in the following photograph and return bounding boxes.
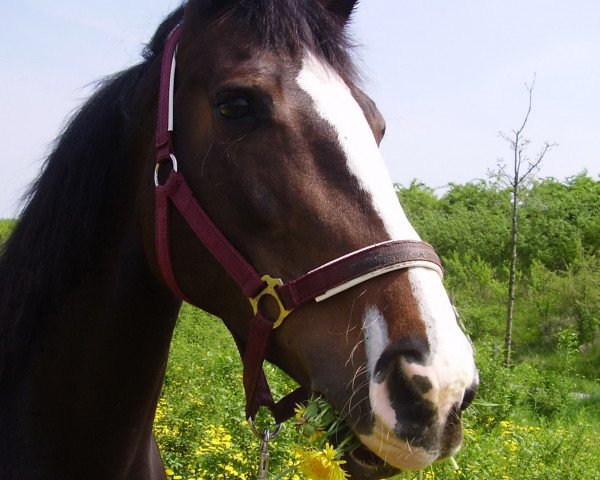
[0,7,185,374]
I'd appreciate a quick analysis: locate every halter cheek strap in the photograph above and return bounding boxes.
[154,23,443,424]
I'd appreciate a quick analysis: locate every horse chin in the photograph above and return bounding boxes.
[327,410,448,478]
[332,428,433,479]
[320,416,401,479]
[332,427,435,480]
[339,444,400,480]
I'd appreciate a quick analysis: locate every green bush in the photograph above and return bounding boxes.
[529,255,600,346]
[443,254,506,340]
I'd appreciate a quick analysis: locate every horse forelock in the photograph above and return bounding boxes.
[184,0,358,81]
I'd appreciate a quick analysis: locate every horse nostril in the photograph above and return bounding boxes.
[460,381,478,411]
[370,338,438,443]
[373,336,429,382]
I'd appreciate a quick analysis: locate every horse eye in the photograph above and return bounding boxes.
[217,97,252,120]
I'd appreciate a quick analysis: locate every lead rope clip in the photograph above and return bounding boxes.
[249,419,282,480]
[258,428,270,480]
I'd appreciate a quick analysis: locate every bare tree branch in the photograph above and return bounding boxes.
[489,159,513,186]
[520,141,557,182]
[515,74,536,136]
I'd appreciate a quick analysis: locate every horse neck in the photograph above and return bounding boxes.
[0,77,182,478]
[1,203,181,477]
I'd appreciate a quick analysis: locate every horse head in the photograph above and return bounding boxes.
[139,0,478,477]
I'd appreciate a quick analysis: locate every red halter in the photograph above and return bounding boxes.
[154,23,443,423]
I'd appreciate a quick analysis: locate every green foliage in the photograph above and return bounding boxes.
[443,253,506,340]
[395,181,440,223]
[397,180,512,269]
[573,343,600,382]
[466,342,575,421]
[519,173,600,269]
[0,219,16,246]
[528,253,600,345]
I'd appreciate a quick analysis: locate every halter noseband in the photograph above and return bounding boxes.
[153,23,443,423]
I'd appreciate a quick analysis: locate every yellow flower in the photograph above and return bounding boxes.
[296,443,349,480]
[503,438,518,453]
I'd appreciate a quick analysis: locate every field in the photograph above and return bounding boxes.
[156,305,600,480]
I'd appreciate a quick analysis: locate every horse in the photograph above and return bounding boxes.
[0,1,478,478]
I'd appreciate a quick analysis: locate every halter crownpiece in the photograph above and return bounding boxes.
[153,22,443,423]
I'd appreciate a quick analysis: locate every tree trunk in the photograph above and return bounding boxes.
[505,182,518,366]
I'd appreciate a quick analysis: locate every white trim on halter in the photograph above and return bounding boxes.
[168,46,178,132]
[315,261,443,303]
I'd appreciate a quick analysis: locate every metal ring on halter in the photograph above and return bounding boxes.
[154,154,178,187]
[248,275,293,329]
[248,417,283,440]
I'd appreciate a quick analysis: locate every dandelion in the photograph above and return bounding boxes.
[296,443,349,480]
[293,395,362,478]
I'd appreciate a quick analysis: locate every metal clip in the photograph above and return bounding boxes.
[249,419,283,480]
[258,428,270,480]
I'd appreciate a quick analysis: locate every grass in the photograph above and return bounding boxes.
[156,304,600,479]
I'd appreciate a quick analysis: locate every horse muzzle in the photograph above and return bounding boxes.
[318,264,473,472]
[357,339,478,471]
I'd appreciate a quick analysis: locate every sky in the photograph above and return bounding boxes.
[1,0,599,217]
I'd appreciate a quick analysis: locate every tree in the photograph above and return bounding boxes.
[491,76,557,366]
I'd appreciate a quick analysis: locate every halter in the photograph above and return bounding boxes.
[153,23,443,424]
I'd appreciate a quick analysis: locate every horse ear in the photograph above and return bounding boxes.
[319,0,358,22]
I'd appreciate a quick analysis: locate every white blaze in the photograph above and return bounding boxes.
[362,306,389,376]
[296,52,418,241]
